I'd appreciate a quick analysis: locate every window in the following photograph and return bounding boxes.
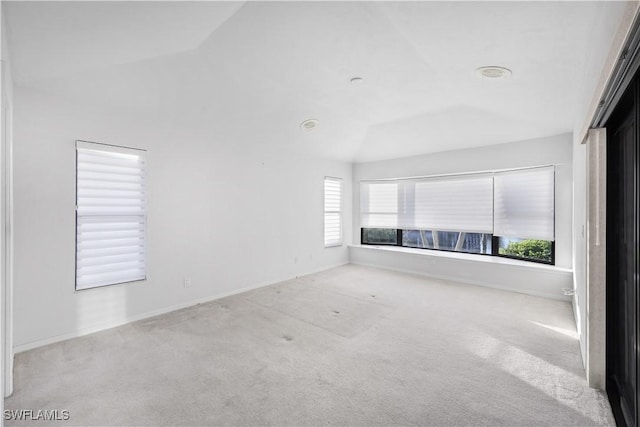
[402,230,492,255]
[360,166,555,264]
[360,182,398,229]
[496,237,553,264]
[324,177,342,247]
[493,166,555,263]
[401,175,494,233]
[362,228,399,245]
[75,140,147,290]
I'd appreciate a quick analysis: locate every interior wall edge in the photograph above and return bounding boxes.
[586,127,607,390]
[571,136,588,372]
[1,0,15,402]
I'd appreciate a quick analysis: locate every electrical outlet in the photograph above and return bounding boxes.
[183,278,191,288]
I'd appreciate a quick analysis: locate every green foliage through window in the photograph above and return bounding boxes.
[499,239,552,263]
[362,228,397,245]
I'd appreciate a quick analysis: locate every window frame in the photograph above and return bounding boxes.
[361,228,555,265]
[75,140,148,291]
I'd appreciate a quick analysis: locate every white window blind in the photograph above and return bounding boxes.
[360,182,398,228]
[324,177,342,247]
[401,174,493,233]
[494,166,555,241]
[76,140,147,290]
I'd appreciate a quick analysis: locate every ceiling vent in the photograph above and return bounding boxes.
[300,119,319,131]
[476,66,512,79]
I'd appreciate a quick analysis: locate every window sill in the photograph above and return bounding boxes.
[75,277,148,292]
[325,243,344,248]
[348,244,571,274]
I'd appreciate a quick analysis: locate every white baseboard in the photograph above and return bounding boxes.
[348,244,572,302]
[350,260,570,301]
[13,261,349,354]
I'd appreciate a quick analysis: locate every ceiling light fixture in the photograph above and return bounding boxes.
[300,119,319,131]
[475,66,512,79]
[350,76,364,85]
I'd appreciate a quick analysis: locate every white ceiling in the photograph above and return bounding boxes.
[3,1,630,162]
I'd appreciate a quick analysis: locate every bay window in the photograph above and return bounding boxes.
[360,166,555,264]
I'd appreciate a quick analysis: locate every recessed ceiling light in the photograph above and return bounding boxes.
[350,76,364,85]
[476,66,512,79]
[300,119,319,131]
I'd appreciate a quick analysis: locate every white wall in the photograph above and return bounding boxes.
[573,1,638,145]
[351,134,574,299]
[1,2,14,405]
[12,87,352,351]
[573,140,587,365]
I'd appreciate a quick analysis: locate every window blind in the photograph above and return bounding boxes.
[494,166,555,241]
[360,182,399,228]
[75,141,147,290]
[401,174,493,233]
[324,177,342,247]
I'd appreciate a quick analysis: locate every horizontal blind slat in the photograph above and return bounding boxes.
[77,252,145,268]
[77,260,146,276]
[77,246,146,258]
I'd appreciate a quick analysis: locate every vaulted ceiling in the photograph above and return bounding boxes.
[3,1,631,162]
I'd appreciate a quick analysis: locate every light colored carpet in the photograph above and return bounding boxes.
[4,264,613,426]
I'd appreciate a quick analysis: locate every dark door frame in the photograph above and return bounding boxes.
[604,75,640,427]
